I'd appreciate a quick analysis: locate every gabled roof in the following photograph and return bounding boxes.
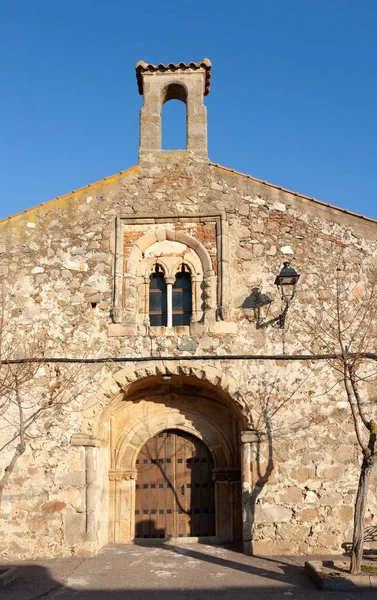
[1,161,376,227]
[135,59,212,96]
[0,166,138,226]
[209,162,376,224]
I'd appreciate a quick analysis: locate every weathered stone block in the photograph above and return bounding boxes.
[279,486,304,504]
[59,471,86,487]
[319,491,342,506]
[209,321,237,335]
[317,465,344,479]
[278,523,311,541]
[331,505,354,523]
[107,324,137,337]
[63,513,86,545]
[290,467,316,484]
[177,338,196,352]
[254,503,292,523]
[297,508,320,522]
[41,500,66,513]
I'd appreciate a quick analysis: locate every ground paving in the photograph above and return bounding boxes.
[2,542,372,599]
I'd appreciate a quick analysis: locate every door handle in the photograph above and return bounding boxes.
[181,485,185,496]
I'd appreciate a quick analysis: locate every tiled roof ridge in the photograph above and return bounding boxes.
[210,162,377,225]
[0,166,138,226]
[135,59,212,96]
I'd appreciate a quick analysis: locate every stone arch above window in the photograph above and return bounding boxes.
[128,229,214,276]
[111,216,229,330]
[121,229,215,329]
[134,232,213,329]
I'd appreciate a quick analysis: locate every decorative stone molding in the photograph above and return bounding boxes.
[137,250,204,325]
[110,307,122,325]
[109,470,138,482]
[112,215,230,329]
[71,433,99,447]
[241,430,264,444]
[81,362,251,437]
[106,373,240,544]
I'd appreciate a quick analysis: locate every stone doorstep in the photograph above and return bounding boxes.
[0,567,17,589]
[305,560,377,591]
[134,536,216,546]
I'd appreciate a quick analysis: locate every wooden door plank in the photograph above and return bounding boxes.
[148,432,159,537]
[156,432,166,537]
[135,452,142,538]
[165,431,175,537]
[175,430,186,538]
[134,429,215,539]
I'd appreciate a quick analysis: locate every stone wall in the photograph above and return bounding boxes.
[1,150,377,559]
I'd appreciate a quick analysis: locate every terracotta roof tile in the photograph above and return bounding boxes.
[135,59,211,95]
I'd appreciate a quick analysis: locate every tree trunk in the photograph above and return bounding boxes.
[0,441,26,507]
[350,454,374,574]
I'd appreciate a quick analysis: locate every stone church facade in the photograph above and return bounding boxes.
[1,59,377,559]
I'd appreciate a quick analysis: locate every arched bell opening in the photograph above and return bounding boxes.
[161,83,187,150]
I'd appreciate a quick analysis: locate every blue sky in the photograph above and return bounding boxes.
[1,1,377,220]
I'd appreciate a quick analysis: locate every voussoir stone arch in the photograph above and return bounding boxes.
[81,362,251,439]
[137,257,170,279]
[162,81,189,104]
[113,404,233,471]
[127,228,213,277]
[125,228,216,325]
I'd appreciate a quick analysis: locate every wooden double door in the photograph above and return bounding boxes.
[135,430,215,539]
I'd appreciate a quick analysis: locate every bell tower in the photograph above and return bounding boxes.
[136,59,211,159]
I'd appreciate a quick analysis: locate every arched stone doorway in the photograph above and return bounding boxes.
[74,364,255,553]
[135,429,215,539]
[105,373,243,544]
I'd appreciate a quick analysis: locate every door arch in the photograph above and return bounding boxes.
[135,429,215,539]
[100,374,243,546]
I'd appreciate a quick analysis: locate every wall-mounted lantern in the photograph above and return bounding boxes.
[274,261,300,328]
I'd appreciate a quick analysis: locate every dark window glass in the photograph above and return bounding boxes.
[172,268,192,327]
[149,267,167,326]
[150,271,166,290]
[174,271,191,289]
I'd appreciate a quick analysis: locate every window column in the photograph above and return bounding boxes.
[166,280,173,328]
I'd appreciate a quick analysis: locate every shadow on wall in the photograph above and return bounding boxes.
[242,288,273,311]
[342,526,377,555]
[241,287,273,328]
[248,407,275,554]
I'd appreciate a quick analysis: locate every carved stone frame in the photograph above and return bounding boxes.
[137,254,203,326]
[111,215,229,327]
